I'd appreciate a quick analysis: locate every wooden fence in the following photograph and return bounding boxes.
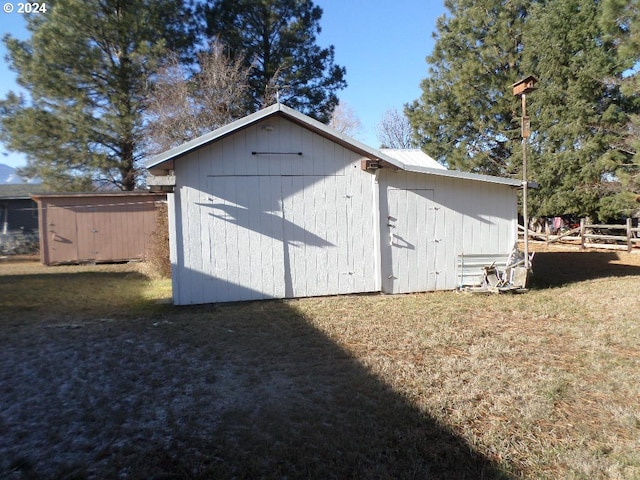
[519,218,640,252]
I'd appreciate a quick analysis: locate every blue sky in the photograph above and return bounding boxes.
[0,1,446,169]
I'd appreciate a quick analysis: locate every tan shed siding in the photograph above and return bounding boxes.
[171,116,378,305]
[97,205,114,261]
[37,199,48,265]
[74,202,93,260]
[36,194,164,265]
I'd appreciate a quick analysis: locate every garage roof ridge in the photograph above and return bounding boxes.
[146,103,523,188]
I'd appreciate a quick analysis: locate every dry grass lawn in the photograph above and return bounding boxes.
[0,243,639,479]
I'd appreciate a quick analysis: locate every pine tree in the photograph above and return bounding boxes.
[406,0,532,176]
[522,0,637,220]
[199,0,346,123]
[0,0,194,191]
[599,0,640,216]
[409,0,639,220]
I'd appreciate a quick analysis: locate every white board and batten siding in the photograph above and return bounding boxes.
[378,169,518,294]
[149,104,522,305]
[170,115,378,305]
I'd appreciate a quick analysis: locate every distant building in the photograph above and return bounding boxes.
[0,184,48,255]
[32,192,166,265]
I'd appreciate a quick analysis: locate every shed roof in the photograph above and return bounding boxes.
[379,149,446,170]
[30,191,164,201]
[0,184,51,200]
[146,103,522,188]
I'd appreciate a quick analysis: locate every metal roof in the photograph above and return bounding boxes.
[379,149,446,170]
[146,103,523,188]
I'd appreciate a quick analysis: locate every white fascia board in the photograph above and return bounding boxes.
[400,164,524,187]
[145,104,282,170]
[144,103,528,189]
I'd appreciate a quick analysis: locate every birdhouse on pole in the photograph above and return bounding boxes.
[511,75,538,273]
[512,76,538,96]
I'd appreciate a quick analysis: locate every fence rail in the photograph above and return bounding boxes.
[519,218,640,252]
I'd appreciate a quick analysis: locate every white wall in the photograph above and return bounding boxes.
[171,115,378,305]
[378,169,518,293]
[168,113,518,304]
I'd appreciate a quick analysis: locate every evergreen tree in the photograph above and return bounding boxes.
[199,0,346,123]
[409,0,639,220]
[406,0,532,176]
[522,0,637,220]
[599,0,640,216]
[0,0,194,191]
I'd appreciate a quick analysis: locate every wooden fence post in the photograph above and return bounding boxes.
[580,218,585,249]
[627,217,632,253]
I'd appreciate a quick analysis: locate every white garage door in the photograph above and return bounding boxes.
[201,175,363,302]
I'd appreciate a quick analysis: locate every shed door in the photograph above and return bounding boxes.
[385,188,438,293]
[45,205,79,264]
[76,206,98,261]
[203,175,360,302]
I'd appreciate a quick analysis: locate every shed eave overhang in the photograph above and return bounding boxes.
[145,103,395,173]
[145,103,526,188]
[397,164,523,187]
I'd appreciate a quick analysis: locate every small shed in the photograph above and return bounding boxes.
[32,192,166,265]
[146,103,522,305]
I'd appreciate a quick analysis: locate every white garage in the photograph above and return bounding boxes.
[147,103,520,305]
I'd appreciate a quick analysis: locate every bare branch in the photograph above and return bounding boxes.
[375,108,414,149]
[329,101,362,138]
[145,41,252,154]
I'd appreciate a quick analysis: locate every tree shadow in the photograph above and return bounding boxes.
[0,292,516,479]
[530,251,640,287]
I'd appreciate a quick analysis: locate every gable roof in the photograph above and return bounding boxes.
[146,103,522,188]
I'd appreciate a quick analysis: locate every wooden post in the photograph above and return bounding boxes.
[627,217,632,253]
[580,218,586,249]
[512,77,537,269]
[521,94,530,269]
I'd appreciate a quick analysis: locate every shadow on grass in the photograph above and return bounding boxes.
[0,293,515,479]
[530,251,640,288]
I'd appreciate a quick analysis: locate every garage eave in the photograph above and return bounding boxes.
[145,103,527,188]
[399,165,523,187]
